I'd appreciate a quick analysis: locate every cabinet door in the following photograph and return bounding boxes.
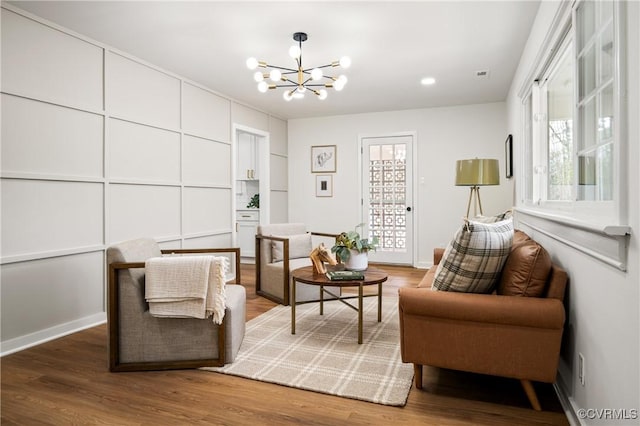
[237,133,259,180]
[237,221,257,257]
[237,136,253,180]
[250,137,259,179]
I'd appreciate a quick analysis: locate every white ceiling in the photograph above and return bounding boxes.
[7,1,541,120]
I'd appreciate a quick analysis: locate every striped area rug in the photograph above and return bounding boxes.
[202,296,414,406]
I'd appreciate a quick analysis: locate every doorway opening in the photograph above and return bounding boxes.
[232,124,270,263]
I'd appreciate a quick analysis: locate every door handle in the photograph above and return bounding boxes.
[406,207,412,212]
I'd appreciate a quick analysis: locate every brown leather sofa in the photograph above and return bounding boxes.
[398,230,567,410]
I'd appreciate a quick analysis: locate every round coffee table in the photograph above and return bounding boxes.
[290,266,388,344]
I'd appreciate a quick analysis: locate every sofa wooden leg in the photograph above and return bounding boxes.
[520,379,542,411]
[413,364,423,390]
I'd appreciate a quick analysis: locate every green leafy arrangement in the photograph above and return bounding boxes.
[247,193,259,209]
[331,223,379,262]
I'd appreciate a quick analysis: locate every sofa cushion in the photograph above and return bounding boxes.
[497,238,552,297]
[512,229,532,247]
[418,267,437,288]
[432,218,513,293]
[271,233,313,262]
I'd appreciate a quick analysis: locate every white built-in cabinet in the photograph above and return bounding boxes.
[236,133,259,180]
[236,210,259,258]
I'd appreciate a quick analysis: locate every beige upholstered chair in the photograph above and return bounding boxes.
[106,238,246,372]
[255,223,340,305]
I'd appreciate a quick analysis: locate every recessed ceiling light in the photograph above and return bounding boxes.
[421,77,436,86]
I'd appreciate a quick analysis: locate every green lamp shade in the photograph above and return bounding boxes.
[455,159,500,186]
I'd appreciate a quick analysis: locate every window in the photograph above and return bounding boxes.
[518,0,630,271]
[576,0,615,202]
[522,0,622,227]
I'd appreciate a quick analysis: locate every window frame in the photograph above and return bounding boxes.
[516,0,630,271]
[520,0,626,228]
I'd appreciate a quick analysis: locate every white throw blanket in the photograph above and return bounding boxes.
[145,255,228,324]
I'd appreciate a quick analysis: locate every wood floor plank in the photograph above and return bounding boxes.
[1,263,569,425]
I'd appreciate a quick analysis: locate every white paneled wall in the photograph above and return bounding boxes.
[183,82,231,141]
[0,6,287,354]
[1,9,103,110]
[1,95,104,178]
[106,52,181,129]
[1,252,105,341]
[183,135,231,185]
[109,119,181,183]
[268,116,288,223]
[108,184,182,242]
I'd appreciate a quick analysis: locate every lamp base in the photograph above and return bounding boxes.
[465,186,484,218]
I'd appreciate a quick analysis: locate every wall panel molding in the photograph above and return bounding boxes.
[0,4,286,354]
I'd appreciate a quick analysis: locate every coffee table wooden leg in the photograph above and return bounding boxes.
[291,278,296,335]
[378,281,382,322]
[320,285,324,315]
[358,283,363,344]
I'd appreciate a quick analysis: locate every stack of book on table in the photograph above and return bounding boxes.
[326,270,365,281]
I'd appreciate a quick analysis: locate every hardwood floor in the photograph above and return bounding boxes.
[1,264,569,425]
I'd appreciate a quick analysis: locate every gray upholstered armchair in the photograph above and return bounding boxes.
[106,238,246,372]
[255,223,340,305]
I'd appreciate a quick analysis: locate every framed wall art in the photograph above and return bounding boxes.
[316,175,333,197]
[311,145,336,173]
[505,134,513,179]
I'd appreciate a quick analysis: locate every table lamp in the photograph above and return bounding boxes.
[455,158,500,218]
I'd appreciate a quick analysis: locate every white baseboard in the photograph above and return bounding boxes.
[1,312,107,357]
[415,261,431,269]
[554,381,583,426]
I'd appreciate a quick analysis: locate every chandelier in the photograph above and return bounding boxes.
[246,32,350,101]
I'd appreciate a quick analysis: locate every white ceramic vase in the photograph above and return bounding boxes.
[345,250,368,271]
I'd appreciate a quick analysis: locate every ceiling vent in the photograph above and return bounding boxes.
[475,69,490,79]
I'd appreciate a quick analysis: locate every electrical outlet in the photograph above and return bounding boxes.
[579,353,585,386]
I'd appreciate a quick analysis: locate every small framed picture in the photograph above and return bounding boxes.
[505,134,513,179]
[311,145,336,173]
[316,175,333,197]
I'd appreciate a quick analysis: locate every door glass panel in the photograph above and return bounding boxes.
[369,143,406,253]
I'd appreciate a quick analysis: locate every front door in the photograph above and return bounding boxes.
[361,134,414,265]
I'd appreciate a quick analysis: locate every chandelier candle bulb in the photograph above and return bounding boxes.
[311,68,323,81]
[246,57,258,69]
[253,72,264,82]
[247,32,350,100]
[269,69,282,82]
[339,56,351,68]
[289,45,301,59]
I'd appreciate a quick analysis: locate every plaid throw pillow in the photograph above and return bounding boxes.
[470,209,513,223]
[432,218,514,293]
